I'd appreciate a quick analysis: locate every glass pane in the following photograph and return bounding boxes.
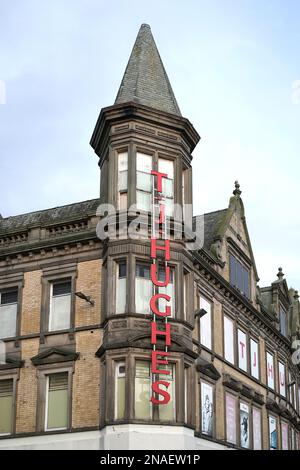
[137,171,152,192]
[1,290,18,305]
[137,153,152,172]
[116,376,125,419]
[137,191,151,211]
[162,178,173,198]
[136,264,150,279]
[224,316,234,363]
[47,388,68,429]
[240,402,250,448]
[243,267,250,298]
[118,170,128,191]
[201,382,213,436]
[0,304,17,339]
[135,361,151,419]
[0,395,13,434]
[119,262,127,278]
[164,198,174,217]
[252,408,262,450]
[159,282,174,318]
[236,260,243,291]
[226,393,236,444]
[229,254,236,286]
[158,364,175,421]
[116,277,126,314]
[269,416,277,449]
[118,152,128,171]
[49,294,71,331]
[135,278,152,314]
[200,298,211,349]
[158,158,174,179]
[52,281,71,296]
[119,192,127,210]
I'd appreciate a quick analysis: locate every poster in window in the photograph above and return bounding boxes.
[252,407,262,450]
[266,352,274,390]
[269,416,277,449]
[281,422,288,450]
[238,329,247,371]
[226,393,236,444]
[224,316,234,364]
[200,297,211,349]
[250,339,259,379]
[278,362,286,397]
[201,382,213,436]
[240,402,250,448]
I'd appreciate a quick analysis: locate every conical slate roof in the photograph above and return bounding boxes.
[115,24,181,116]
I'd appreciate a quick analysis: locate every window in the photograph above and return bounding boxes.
[135,263,175,317]
[134,361,176,421]
[224,316,234,364]
[201,381,213,436]
[183,271,189,321]
[278,362,286,397]
[266,352,275,390]
[0,289,18,339]
[269,415,277,449]
[199,296,212,350]
[0,379,13,435]
[240,402,250,448]
[115,362,125,420]
[45,372,68,431]
[237,329,247,372]
[158,158,174,217]
[279,306,287,337]
[116,261,126,314]
[250,339,259,379]
[118,152,128,210]
[252,407,262,450]
[281,421,289,450]
[49,280,71,331]
[184,367,188,423]
[225,393,237,444]
[135,361,151,419]
[136,152,152,212]
[229,254,250,298]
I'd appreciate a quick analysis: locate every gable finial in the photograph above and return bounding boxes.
[233,180,242,197]
[277,267,284,280]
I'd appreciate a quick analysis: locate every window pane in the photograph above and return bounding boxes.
[229,254,236,286]
[119,192,127,210]
[0,304,17,339]
[269,416,277,449]
[49,294,71,331]
[118,170,128,191]
[201,382,213,436]
[135,361,151,419]
[158,281,174,318]
[226,393,236,444]
[52,281,71,296]
[116,262,126,314]
[137,153,152,172]
[250,339,259,379]
[266,352,274,389]
[136,264,150,279]
[1,290,18,305]
[135,278,152,314]
[238,329,247,372]
[243,267,250,298]
[158,364,175,421]
[47,373,68,430]
[252,408,262,450]
[118,152,128,171]
[137,171,152,192]
[158,158,174,179]
[224,316,234,364]
[115,363,125,420]
[137,191,151,211]
[164,197,174,217]
[281,422,289,450]
[0,379,13,434]
[240,402,250,448]
[161,178,174,198]
[278,362,286,397]
[236,260,243,292]
[200,297,212,349]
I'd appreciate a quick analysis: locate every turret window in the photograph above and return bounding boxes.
[118,152,128,210]
[158,158,174,216]
[136,153,152,211]
[116,261,127,314]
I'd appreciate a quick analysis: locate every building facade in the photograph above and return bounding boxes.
[0,24,300,450]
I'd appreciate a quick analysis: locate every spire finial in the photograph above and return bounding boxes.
[233,180,242,197]
[277,267,284,280]
[294,290,299,300]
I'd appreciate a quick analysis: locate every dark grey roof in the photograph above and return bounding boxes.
[193,209,227,251]
[0,198,100,234]
[115,24,181,116]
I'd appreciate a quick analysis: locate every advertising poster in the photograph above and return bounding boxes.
[281,422,288,450]
[240,403,250,448]
[226,393,236,444]
[201,382,213,436]
[252,408,262,450]
[269,416,277,449]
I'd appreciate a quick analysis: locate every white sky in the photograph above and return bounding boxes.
[0,0,299,290]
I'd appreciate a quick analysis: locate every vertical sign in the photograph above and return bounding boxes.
[240,402,250,448]
[250,339,259,379]
[226,393,236,444]
[266,352,274,390]
[252,407,262,450]
[238,329,247,371]
[278,362,286,397]
[150,169,173,405]
[201,382,213,436]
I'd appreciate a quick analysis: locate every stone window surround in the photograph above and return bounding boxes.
[196,289,214,353]
[0,368,20,436]
[0,273,24,344]
[105,252,191,323]
[102,349,186,426]
[110,142,187,210]
[35,362,74,433]
[198,375,216,439]
[40,264,77,338]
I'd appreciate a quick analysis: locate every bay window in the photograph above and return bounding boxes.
[0,289,18,339]
[45,372,69,431]
[116,261,127,314]
[118,151,128,210]
[0,379,13,435]
[49,279,71,331]
[136,152,152,212]
[115,362,126,420]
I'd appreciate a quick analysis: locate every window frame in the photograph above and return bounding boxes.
[198,292,213,351]
[44,371,69,432]
[268,414,278,450]
[249,335,260,380]
[0,275,23,342]
[223,314,235,365]
[229,251,251,299]
[200,378,215,438]
[0,371,18,436]
[266,350,275,391]
[48,279,72,333]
